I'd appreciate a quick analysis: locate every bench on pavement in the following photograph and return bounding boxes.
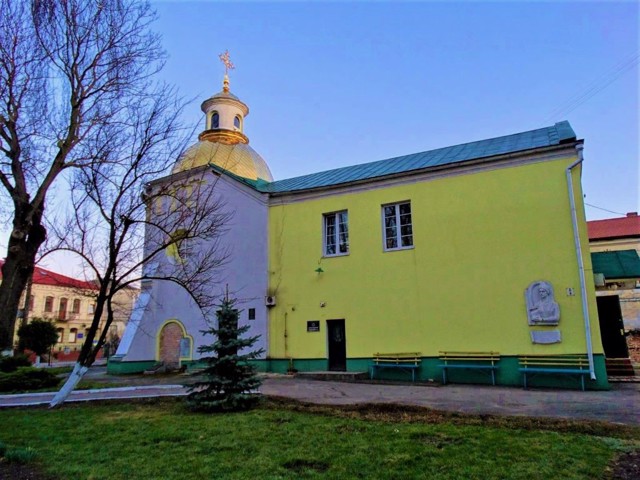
[518,354,590,391]
[370,352,421,382]
[439,351,500,385]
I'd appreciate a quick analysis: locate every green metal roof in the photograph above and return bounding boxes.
[265,121,576,193]
[210,121,576,194]
[591,250,640,279]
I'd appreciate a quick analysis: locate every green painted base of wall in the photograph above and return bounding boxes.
[107,358,270,375]
[181,359,270,373]
[108,355,609,390]
[266,355,610,390]
[106,357,157,375]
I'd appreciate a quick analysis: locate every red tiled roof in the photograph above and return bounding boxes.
[587,213,640,240]
[0,260,97,290]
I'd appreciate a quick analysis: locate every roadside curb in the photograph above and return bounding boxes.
[0,385,189,407]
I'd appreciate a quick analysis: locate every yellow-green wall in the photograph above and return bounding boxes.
[268,156,601,361]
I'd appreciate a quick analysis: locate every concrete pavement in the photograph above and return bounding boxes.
[261,377,640,425]
[1,375,638,425]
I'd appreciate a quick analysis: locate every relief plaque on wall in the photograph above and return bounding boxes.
[525,281,560,326]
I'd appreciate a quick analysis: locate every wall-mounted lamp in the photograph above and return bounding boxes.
[315,267,324,274]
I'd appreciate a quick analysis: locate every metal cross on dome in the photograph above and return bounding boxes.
[219,50,235,75]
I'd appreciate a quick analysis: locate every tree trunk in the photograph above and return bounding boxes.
[0,209,47,352]
[49,362,89,408]
[48,291,111,407]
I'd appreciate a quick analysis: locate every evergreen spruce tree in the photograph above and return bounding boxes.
[187,297,264,412]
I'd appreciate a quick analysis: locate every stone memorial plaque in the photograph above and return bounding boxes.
[525,280,560,326]
[530,330,562,344]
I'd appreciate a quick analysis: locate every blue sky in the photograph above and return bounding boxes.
[154,0,639,220]
[4,1,638,276]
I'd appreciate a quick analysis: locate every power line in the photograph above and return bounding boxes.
[544,51,639,122]
[546,51,638,118]
[584,203,627,216]
[545,51,639,120]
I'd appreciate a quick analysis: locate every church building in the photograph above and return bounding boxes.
[109,65,609,390]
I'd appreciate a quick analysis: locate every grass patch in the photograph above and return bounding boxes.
[75,380,128,390]
[0,397,637,480]
[44,366,74,375]
[265,396,640,440]
[4,446,38,464]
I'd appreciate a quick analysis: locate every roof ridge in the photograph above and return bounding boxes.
[0,260,97,290]
[264,121,576,193]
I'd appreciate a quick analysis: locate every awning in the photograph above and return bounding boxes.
[591,249,640,280]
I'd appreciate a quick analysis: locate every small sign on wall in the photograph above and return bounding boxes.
[77,333,84,339]
[307,321,320,332]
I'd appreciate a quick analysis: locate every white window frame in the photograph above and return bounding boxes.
[323,210,349,257]
[382,201,414,251]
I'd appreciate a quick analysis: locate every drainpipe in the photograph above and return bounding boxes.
[566,143,596,380]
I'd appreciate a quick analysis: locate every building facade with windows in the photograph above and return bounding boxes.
[112,76,608,389]
[0,261,136,356]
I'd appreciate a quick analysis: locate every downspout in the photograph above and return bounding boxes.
[566,143,596,380]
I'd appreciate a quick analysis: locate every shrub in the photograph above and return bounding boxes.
[0,354,31,373]
[17,318,58,357]
[0,367,60,393]
[4,447,37,464]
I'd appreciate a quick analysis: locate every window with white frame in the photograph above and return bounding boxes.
[323,211,349,256]
[382,201,413,250]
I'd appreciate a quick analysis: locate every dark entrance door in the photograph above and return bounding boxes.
[596,295,629,358]
[327,319,346,371]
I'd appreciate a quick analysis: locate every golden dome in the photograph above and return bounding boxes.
[175,60,272,181]
[172,140,273,181]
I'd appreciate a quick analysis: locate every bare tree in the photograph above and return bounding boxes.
[0,0,164,352]
[47,88,232,407]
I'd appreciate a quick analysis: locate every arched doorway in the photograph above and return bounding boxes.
[157,320,192,370]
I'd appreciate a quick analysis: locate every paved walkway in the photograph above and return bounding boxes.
[0,384,188,407]
[1,376,638,425]
[261,377,640,425]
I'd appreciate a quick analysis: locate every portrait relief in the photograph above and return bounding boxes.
[525,281,560,326]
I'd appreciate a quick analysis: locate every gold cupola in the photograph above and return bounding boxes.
[172,52,273,181]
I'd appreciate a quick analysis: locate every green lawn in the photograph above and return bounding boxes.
[0,399,637,480]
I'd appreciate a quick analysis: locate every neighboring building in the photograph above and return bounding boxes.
[112,73,609,389]
[589,212,640,255]
[588,213,640,368]
[0,261,137,357]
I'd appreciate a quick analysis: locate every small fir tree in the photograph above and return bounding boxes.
[187,297,264,412]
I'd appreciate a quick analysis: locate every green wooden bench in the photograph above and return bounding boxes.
[519,354,590,391]
[439,351,500,385]
[370,352,421,382]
